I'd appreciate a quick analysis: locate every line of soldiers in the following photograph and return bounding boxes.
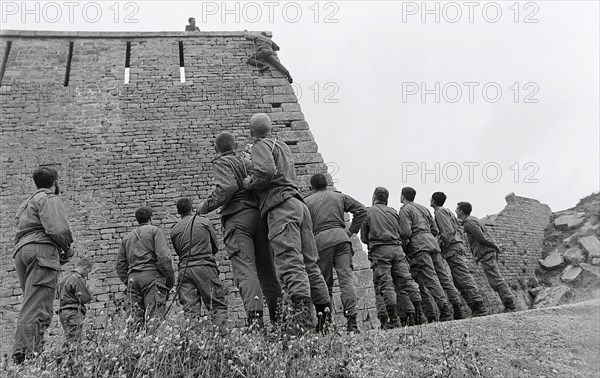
[11,112,516,364]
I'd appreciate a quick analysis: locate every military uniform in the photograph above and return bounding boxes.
[244,136,330,328]
[462,215,516,311]
[399,202,457,321]
[198,150,281,325]
[13,188,73,361]
[245,33,292,82]
[305,189,367,330]
[116,224,174,327]
[434,207,486,316]
[58,270,92,345]
[170,214,228,326]
[360,203,421,328]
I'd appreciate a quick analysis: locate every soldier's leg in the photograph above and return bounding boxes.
[13,244,60,361]
[318,245,335,300]
[430,251,465,319]
[333,242,358,320]
[246,51,267,68]
[59,309,84,348]
[178,268,203,317]
[193,266,229,327]
[224,214,264,318]
[479,253,516,311]
[373,271,388,328]
[413,250,453,321]
[253,213,282,324]
[372,247,399,328]
[390,248,420,325]
[444,247,487,316]
[262,52,292,77]
[137,271,169,329]
[125,277,146,329]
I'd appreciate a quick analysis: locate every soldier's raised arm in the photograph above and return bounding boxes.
[244,141,276,190]
[115,240,129,285]
[154,229,174,288]
[463,220,499,251]
[344,195,367,236]
[398,207,412,241]
[198,159,239,214]
[434,210,455,249]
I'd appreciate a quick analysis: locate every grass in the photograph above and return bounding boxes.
[2,299,599,377]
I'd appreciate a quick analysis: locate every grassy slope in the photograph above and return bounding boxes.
[345,299,600,377]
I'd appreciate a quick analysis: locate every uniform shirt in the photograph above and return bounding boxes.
[360,203,402,251]
[58,270,92,314]
[185,25,200,32]
[198,151,258,219]
[461,215,499,261]
[115,224,174,285]
[247,34,280,52]
[14,188,73,257]
[433,206,463,249]
[305,190,367,251]
[170,214,218,269]
[398,202,440,253]
[245,136,301,216]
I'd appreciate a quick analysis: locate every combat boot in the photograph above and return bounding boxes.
[258,65,270,73]
[346,314,359,334]
[438,304,454,322]
[267,297,282,325]
[453,303,466,320]
[378,315,389,329]
[502,299,517,313]
[413,301,426,325]
[385,305,401,329]
[405,311,416,327]
[315,303,332,334]
[470,301,487,317]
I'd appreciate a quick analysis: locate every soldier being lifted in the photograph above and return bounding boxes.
[197,132,281,327]
[305,173,367,333]
[172,198,228,328]
[12,167,74,364]
[116,206,174,330]
[399,187,458,321]
[242,113,331,333]
[430,192,487,317]
[455,201,517,313]
[58,258,93,349]
[360,187,422,329]
[245,31,293,84]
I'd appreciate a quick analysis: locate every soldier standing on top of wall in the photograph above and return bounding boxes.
[115,206,175,331]
[185,17,200,32]
[245,31,293,84]
[455,201,517,313]
[12,167,74,364]
[197,132,282,328]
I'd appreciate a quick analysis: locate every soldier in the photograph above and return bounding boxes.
[242,113,331,333]
[455,201,517,312]
[115,206,174,330]
[398,187,457,322]
[172,198,228,327]
[197,132,281,327]
[430,192,487,317]
[58,257,93,349]
[304,173,367,333]
[360,187,422,329]
[245,31,293,84]
[185,17,200,32]
[12,167,74,364]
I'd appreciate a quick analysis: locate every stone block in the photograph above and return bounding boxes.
[532,285,570,308]
[579,235,600,258]
[538,251,566,271]
[560,265,583,283]
[554,214,586,230]
[563,247,585,265]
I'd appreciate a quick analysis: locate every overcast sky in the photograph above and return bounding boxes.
[2,1,598,216]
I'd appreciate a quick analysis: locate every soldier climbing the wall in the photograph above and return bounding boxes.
[58,257,93,351]
[455,201,517,313]
[197,132,282,328]
[242,113,331,334]
[171,198,228,328]
[360,187,423,329]
[430,192,487,317]
[245,31,293,84]
[399,187,458,322]
[12,167,74,364]
[115,206,174,330]
[185,17,200,32]
[304,173,367,333]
